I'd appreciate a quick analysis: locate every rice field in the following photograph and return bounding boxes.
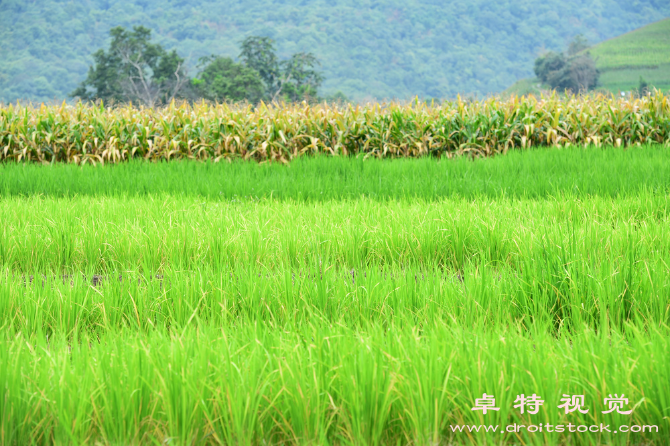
[1,144,669,445]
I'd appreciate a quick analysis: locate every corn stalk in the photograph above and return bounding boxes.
[1,92,668,164]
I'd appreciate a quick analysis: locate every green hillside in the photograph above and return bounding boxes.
[1,0,669,103]
[590,18,670,92]
[504,18,670,95]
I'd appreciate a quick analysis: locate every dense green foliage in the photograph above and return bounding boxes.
[0,326,666,445]
[533,37,599,92]
[70,26,190,107]
[0,147,669,443]
[72,29,324,105]
[239,36,324,102]
[192,56,265,103]
[1,0,669,103]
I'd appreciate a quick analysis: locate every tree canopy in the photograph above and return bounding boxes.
[534,36,599,93]
[72,28,324,105]
[71,26,189,107]
[192,56,265,103]
[238,36,323,102]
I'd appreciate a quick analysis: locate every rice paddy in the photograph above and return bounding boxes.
[1,144,669,445]
[2,145,670,200]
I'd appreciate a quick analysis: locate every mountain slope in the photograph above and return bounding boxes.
[1,0,669,103]
[589,18,670,92]
[504,18,670,95]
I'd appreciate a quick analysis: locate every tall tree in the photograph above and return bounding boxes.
[569,54,598,91]
[534,52,567,84]
[567,34,590,56]
[276,52,323,102]
[533,35,598,93]
[71,26,189,107]
[239,36,280,99]
[193,56,264,103]
[239,36,323,102]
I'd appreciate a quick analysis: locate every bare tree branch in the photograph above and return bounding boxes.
[115,44,188,107]
[271,73,292,103]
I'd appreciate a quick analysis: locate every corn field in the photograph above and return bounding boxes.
[1,92,669,164]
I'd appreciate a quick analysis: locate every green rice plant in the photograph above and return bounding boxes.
[0,193,668,274]
[0,192,668,337]
[1,250,668,337]
[2,145,669,201]
[0,324,668,445]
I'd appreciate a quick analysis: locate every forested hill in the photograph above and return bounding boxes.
[1,0,669,103]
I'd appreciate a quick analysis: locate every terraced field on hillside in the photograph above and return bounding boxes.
[504,18,670,95]
[590,18,670,92]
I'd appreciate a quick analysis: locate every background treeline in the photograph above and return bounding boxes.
[1,0,669,103]
[71,27,334,106]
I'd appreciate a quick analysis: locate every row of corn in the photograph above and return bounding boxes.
[1,92,669,164]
